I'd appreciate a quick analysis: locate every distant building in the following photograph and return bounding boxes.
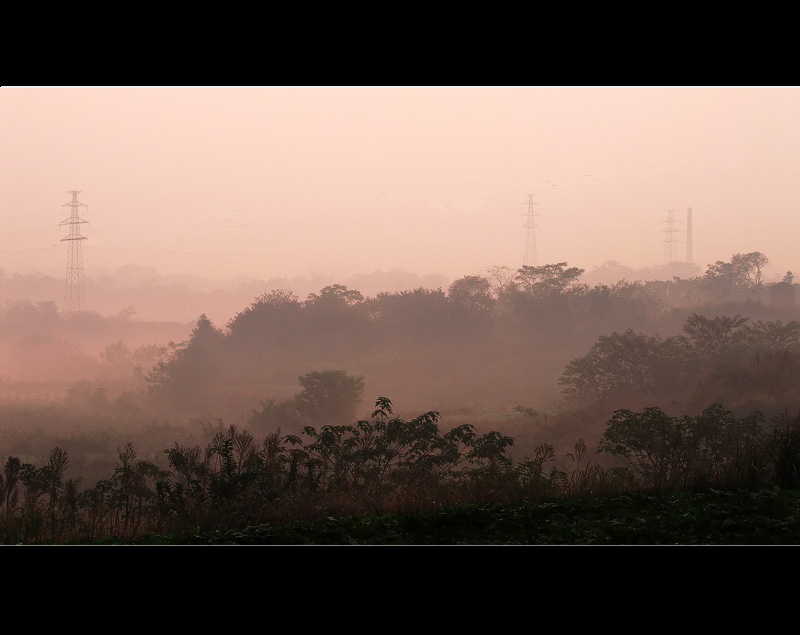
[769,281,796,307]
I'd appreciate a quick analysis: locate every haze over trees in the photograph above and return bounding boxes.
[1,250,799,542]
[3,250,796,423]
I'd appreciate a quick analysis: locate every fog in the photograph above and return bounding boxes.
[2,87,799,283]
[1,86,800,487]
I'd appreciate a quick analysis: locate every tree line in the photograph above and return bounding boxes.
[142,251,797,417]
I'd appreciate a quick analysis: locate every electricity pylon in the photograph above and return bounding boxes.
[59,190,89,312]
[661,208,683,265]
[523,193,540,267]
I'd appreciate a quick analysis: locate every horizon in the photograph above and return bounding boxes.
[2,86,798,286]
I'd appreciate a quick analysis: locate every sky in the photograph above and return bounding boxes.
[2,86,799,284]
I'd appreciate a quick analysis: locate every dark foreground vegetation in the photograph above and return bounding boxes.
[119,489,800,545]
[2,395,800,545]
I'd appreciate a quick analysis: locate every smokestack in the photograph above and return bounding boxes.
[686,207,693,263]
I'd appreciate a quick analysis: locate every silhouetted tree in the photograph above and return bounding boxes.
[301,285,372,358]
[743,320,800,353]
[293,370,365,426]
[146,314,227,412]
[370,287,451,343]
[514,262,585,298]
[558,329,695,404]
[703,252,769,300]
[682,313,750,360]
[226,289,302,349]
[305,284,364,307]
[599,404,770,493]
[447,275,495,330]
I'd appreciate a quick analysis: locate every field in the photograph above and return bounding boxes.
[92,489,800,545]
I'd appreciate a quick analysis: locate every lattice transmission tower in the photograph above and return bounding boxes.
[59,190,89,312]
[685,207,693,264]
[522,193,541,267]
[660,208,683,265]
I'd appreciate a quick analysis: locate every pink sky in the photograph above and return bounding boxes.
[2,86,799,283]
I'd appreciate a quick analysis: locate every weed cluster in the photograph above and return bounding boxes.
[1,397,799,544]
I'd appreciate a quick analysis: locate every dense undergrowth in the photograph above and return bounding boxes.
[3,396,800,545]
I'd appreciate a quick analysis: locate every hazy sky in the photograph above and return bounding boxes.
[2,86,799,283]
